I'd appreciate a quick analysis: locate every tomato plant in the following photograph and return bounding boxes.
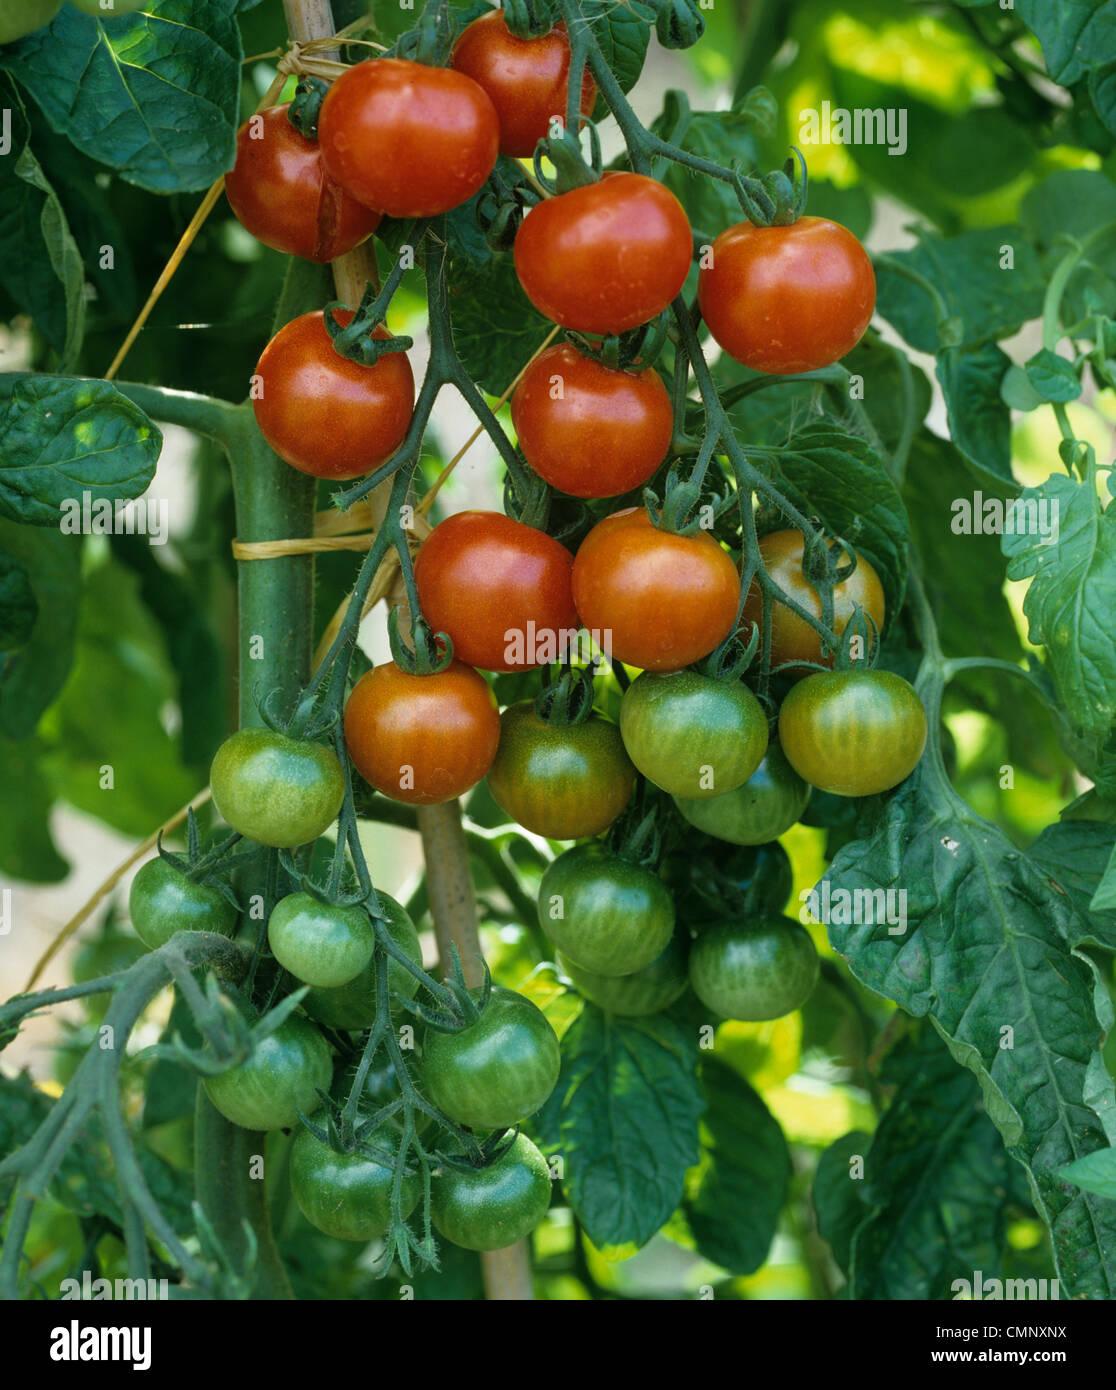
[210,727,345,848]
[673,744,811,845]
[687,918,820,1021]
[431,1133,552,1252]
[128,857,236,949]
[203,1015,333,1132]
[302,892,423,1031]
[559,934,689,1017]
[267,892,375,988]
[290,1125,421,1242]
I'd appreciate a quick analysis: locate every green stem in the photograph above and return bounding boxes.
[0,372,240,446]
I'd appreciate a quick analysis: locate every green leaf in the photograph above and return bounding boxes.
[0,553,38,651]
[936,342,1016,491]
[1002,474,1116,736]
[813,1130,872,1274]
[1028,819,1116,946]
[0,520,81,739]
[823,771,1116,1299]
[0,80,86,366]
[651,99,769,235]
[684,1060,790,1275]
[537,1006,704,1253]
[0,377,161,527]
[1001,363,1046,412]
[585,0,653,97]
[1,0,245,194]
[1091,840,1116,914]
[1016,0,1114,86]
[1025,348,1083,403]
[841,338,931,464]
[0,736,67,882]
[848,1028,1015,1300]
[448,252,552,397]
[1059,1148,1116,1200]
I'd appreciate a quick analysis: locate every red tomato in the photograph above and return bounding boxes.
[511,343,673,498]
[414,511,579,673]
[572,509,741,671]
[450,11,596,158]
[344,660,500,805]
[252,310,414,480]
[223,105,380,262]
[318,58,499,217]
[514,172,693,334]
[698,217,876,374]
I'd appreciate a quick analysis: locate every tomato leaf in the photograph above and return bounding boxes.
[1059,1148,1116,1200]
[935,342,1016,491]
[1002,474,1116,737]
[535,1006,704,1253]
[0,735,68,882]
[585,0,653,98]
[812,1130,872,1275]
[448,253,552,397]
[822,769,1116,1299]
[1090,840,1116,915]
[683,1059,790,1275]
[0,377,161,528]
[1025,348,1083,403]
[1028,819,1116,947]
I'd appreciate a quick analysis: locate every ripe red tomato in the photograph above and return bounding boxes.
[698,217,875,374]
[344,660,500,805]
[511,343,673,499]
[571,509,740,671]
[450,11,596,158]
[223,105,380,263]
[741,529,885,669]
[514,173,693,334]
[414,511,579,673]
[318,58,499,217]
[252,310,414,480]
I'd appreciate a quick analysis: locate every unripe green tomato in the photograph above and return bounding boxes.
[559,933,689,1016]
[673,743,810,845]
[128,858,237,949]
[210,726,345,848]
[289,1124,419,1241]
[267,893,374,989]
[431,1132,552,1251]
[0,0,61,45]
[204,1015,333,1131]
[302,892,422,1031]
[688,917,819,1021]
[620,669,768,798]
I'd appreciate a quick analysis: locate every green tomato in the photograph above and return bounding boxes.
[619,669,768,798]
[423,985,560,1131]
[673,742,810,846]
[661,839,794,923]
[210,726,345,849]
[559,933,689,1016]
[128,858,237,949]
[302,892,422,1031]
[289,1124,419,1241]
[538,842,675,977]
[431,1132,552,1252]
[268,893,374,989]
[203,1015,332,1131]
[688,917,819,1021]
[0,0,61,44]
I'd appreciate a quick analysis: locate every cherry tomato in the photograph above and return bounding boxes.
[303,892,424,1031]
[431,1133,552,1251]
[571,508,740,672]
[252,310,414,481]
[741,530,885,670]
[267,893,374,989]
[414,511,579,673]
[128,858,237,950]
[619,670,768,798]
[662,840,794,923]
[560,933,689,1017]
[450,11,596,158]
[511,343,673,499]
[698,217,875,374]
[203,1015,333,1131]
[539,842,675,976]
[423,986,560,1130]
[485,702,635,838]
[1,0,60,42]
[223,106,380,263]
[210,727,345,849]
[289,1124,419,1241]
[688,917,819,1021]
[344,660,500,805]
[514,172,693,334]
[318,57,499,217]
[777,669,928,797]
[673,743,810,845]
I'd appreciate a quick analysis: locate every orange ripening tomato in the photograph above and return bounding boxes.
[511,343,673,499]
[414,511,579,673]
[318,58,499,217]
[572,509,741,671]
[741,530,886,669]
[252,310,414,480]
[514,172,693,334]
[450,11,596,158]
[223,106,380,262]
[344,661,500,805]
[698,217,875,374]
